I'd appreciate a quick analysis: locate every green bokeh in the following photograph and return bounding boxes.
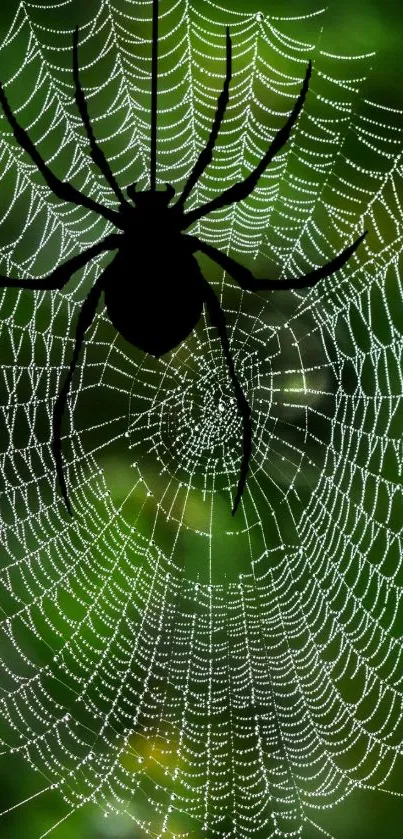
[0,0,402,836]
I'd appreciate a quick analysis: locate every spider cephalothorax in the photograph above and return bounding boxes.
[0,1,366,517]
[127,181,175,205]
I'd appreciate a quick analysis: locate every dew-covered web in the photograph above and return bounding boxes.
[0,0,402,837]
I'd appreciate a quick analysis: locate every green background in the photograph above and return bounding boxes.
[0,0,402,836]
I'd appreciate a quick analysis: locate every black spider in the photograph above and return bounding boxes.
[0,4,366,517]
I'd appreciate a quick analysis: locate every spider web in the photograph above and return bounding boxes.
[0,1,402,837]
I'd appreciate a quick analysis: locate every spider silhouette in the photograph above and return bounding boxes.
[0,4,366,517]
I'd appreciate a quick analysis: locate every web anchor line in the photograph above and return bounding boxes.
[150,0,159,190]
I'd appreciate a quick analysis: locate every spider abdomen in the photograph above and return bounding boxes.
[103,245,204,358]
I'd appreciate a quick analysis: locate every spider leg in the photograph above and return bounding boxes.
[0,83,123,229]
[201,276,252,517]
[189,230,367,291]
[52,272,106,515]
[175,28,232,208]
[181,61,312,231]
[0,233,121,290]
[73,27,127,205]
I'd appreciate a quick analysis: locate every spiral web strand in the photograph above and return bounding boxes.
[0,1,402,837]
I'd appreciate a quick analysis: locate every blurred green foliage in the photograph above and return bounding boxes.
[0,0,402,836]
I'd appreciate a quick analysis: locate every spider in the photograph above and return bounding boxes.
[0,4,366,518]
